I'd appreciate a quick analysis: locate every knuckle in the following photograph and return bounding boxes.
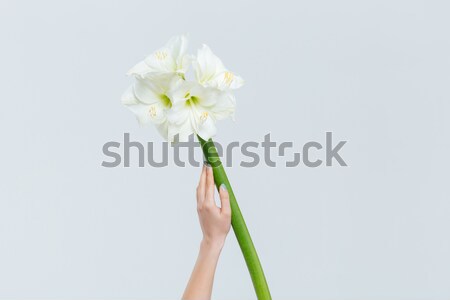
[204,203,214,211]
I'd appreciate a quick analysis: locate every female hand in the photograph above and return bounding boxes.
[182,163,231,300]
[196,163,232,249]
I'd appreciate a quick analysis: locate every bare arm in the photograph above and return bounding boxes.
[182,163,231,300]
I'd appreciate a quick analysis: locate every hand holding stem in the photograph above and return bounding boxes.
[182,163,231,300]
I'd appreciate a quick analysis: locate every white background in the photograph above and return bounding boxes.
[1,0,449,299]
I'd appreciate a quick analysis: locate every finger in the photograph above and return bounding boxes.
[196,163,207,203]
[219,183,231,216]
[205,164,215,205]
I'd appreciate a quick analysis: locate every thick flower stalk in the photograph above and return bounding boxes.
[122,35,271,299]
[198,136,271,300]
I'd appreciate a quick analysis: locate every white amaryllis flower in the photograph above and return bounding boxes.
[193,44,244,90]
[121,74,181,138]
[122,35,243,141]
[127,35,191,78]
[167,82,235,142]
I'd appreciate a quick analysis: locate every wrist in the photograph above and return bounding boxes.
[200,238,225,254]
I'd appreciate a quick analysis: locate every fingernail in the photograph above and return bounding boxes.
[204,161,211,168]
[220,183,227,191]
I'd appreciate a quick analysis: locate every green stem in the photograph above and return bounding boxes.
[198,135,272,300]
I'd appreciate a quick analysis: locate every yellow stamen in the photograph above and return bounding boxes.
[200,112,209,123]
[149,105,157,117]
[154,51,168,60]
[224,71,234,85]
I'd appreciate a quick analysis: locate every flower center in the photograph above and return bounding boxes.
[159,94,172,108]
[185,93,200,106]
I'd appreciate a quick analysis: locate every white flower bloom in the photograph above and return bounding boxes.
[193,44,244,90]
[127,35,191,78]
[122,74,181,138]
[123,35,241,142]
[166,82,235,142]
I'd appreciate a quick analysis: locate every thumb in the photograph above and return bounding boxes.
[219,183,231,217]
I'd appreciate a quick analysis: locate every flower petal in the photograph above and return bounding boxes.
[127,61,152,78]
[122,86,167,126]
[167,102,190,126]
[155,121,169,140]
[166,34,190,74]
[127,35,190,78]
[121,85,139,106]
[189,84,218,107]
[210,92,236,120]
[145,35,189,74]
[194,44,226,85]
[196,112,217,140]
[194,44,244,90]
[168,120,194,142]
[133,78,161,105]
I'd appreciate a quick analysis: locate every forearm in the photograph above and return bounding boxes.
[182,240,224,300]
